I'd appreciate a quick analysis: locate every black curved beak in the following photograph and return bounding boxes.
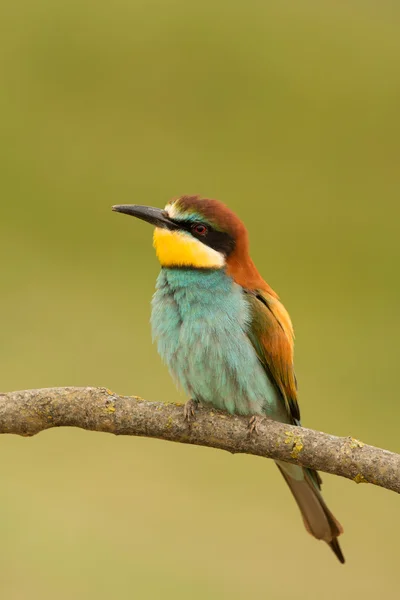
[112,204,179,230]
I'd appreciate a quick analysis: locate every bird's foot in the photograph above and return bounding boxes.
[248,415,263,436]
[184,398,199,422]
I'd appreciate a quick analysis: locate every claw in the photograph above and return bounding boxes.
[248,415,263,436]
[184,398,198,422]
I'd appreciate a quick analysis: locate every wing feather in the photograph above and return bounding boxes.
[245,289,300,424]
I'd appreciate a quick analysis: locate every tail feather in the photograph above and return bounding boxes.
[329,538,345,564]
[277,461,345,564]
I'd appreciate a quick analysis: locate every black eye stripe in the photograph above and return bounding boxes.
[171,219,235,256]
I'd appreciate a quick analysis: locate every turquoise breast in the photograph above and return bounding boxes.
[151,268,284,418]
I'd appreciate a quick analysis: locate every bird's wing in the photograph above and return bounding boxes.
[245,289,300,424]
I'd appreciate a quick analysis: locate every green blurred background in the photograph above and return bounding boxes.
[1,0,399,598]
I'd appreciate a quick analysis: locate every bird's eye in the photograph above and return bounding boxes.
[192,223,208,236]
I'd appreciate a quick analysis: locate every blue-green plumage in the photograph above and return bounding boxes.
[151,268,288,423]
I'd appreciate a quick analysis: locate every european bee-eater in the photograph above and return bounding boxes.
[112,195,344,563]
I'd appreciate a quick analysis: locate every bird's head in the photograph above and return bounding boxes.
[112,195,275,294]
[112,195,251,270]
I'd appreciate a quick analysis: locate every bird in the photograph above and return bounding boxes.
[112,195,344,563]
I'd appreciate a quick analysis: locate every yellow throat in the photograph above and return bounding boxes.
[153,228,225,268]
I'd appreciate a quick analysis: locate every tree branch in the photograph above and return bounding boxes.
[0,386,398,493]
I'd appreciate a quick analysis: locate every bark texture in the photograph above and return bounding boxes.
[0,386,398,494]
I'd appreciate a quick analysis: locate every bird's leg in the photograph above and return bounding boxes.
[184,398,199,422]
[248,415,264,436]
